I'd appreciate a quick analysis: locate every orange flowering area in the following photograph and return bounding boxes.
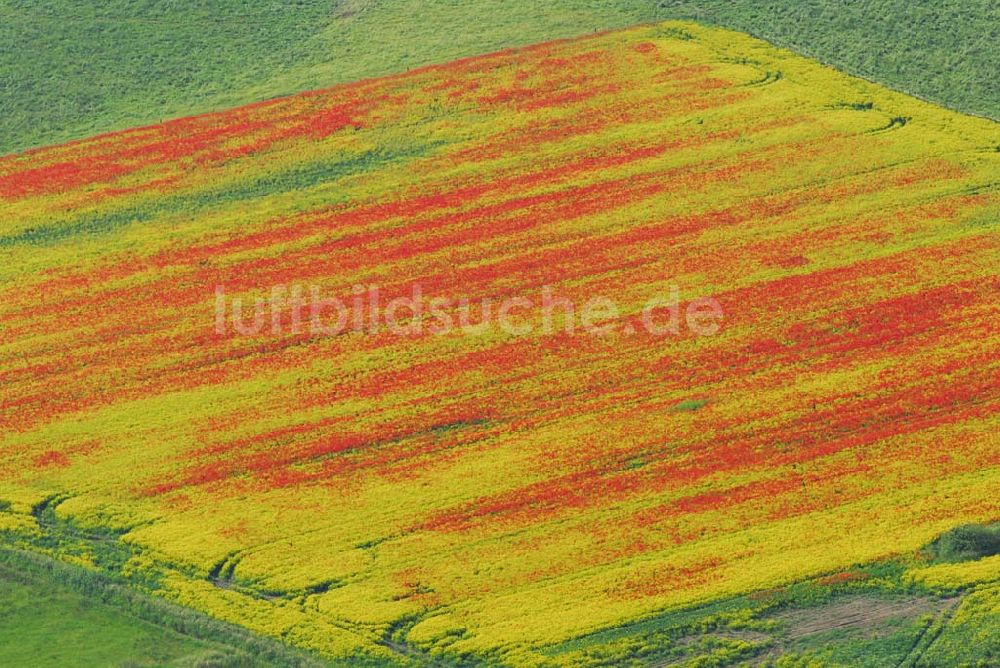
[1,21,998,664]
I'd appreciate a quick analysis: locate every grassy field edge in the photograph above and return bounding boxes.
[0,547,334,667]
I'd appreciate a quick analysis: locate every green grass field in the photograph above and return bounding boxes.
[0,556,235,667]
[0,549,326,667]
[0,0,661,155]
[2,0,997,155]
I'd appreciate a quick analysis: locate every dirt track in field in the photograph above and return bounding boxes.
[779,595,954,640]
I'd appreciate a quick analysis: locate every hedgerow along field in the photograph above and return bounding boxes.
[3,0,998,155]
[1,19,998,666]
